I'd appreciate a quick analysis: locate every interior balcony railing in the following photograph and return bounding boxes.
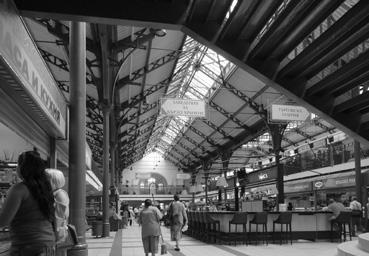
[119,185,187,195]
[282,141,369,176]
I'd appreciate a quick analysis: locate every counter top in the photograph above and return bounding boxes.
[190,210,333,214]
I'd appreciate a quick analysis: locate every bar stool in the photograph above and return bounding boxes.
[199,212,208,241]
[272,212,292,245]
[187,211,193,236]
[249,212,268,245]
[205,213,221,243]
[331,211,352,242]
[229,212,248,245]
[194,211,202,240]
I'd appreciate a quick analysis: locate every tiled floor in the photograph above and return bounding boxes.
[120,223,347,256]
[87,230,117,256]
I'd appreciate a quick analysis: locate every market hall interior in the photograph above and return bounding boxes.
[2,0,369,255]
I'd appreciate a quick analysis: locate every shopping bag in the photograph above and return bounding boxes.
[57,224,78,248]
[182,224,188,232]
[160,235,167,255]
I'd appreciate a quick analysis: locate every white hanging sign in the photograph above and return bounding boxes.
[160,98,206,117]
[271,104,309,122]
[176,173,191,180]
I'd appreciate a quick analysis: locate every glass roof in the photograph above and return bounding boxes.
[145,36,234,156]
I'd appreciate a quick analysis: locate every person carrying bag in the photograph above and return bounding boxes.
[46,169,78,256]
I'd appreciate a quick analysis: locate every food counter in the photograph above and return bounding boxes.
[206,211,337,241]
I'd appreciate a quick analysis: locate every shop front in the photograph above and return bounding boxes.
[0,0,68,163]
[312,171,359,208]
[240,166,278,212]
[284,181,313,210]
[284,169,369,209]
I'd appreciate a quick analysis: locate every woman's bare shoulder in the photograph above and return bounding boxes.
[6,182,29,200]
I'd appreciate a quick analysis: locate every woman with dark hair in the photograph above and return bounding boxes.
[137,199,163,256]
[0,150,56,255]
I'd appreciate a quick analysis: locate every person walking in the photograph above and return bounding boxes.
[137,199,163,256]
[0,150,56,255]
[46,168,70,256]
[349,197,362,236]
[128,206,135,226]
[168,194,187,251]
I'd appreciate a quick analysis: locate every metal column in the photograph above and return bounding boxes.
[354,140,362,203]
[102,105,111,237]
[269,123,287,208]
[68,21,87,256]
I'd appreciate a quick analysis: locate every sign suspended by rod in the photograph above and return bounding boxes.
[270,104,310,122]
[176,173,191,180]
[160,98,207,118]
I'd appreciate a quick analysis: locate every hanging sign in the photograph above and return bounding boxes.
[271,104,309,122]
[135,173,151,179]
[176,173,191,180]
[160,98,206,117]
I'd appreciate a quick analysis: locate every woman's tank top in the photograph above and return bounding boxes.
[10,184,55,246]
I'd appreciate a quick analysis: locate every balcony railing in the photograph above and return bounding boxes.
[119,185,187,195]
[282,141,369,175]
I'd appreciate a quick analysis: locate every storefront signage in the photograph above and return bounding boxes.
[313,174,355,190]
[285,182,312,193]
[258,173,268,180]
[160,98,206,118]
[314,181,324,188]
[247,166,278,184]
[0,1,66,137]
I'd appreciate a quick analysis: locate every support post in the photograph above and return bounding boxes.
[203,161,211,207]
[102,105,111,237]
[234,176,239,211]
[268,123,287,208]
[221,152,231,208]
[68,21,87,256]
[354,140,362,203]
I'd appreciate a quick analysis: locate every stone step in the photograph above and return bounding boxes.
[358,233,369,253]
[337,241,369,256]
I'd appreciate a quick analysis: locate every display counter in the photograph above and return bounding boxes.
[206,210,336,241]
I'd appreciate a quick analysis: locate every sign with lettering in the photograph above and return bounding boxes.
[160,98,206,117]
[285,182,312,193]
[314,181,324,188]
[0,1,66,137]
[271,104,309,122]
[247,166,278,184]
